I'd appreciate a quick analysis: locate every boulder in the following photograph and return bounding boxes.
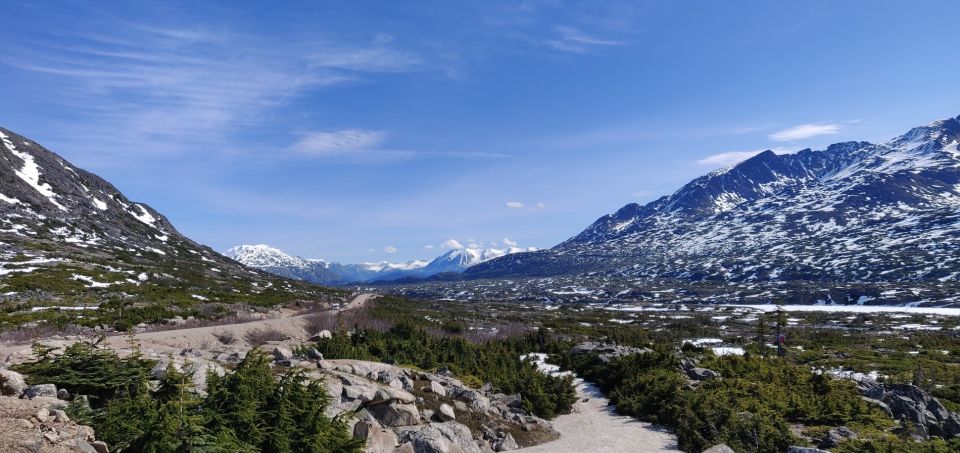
[352,418,398,453]
[183,361,226,395]
[394,422,480,453]
[91,441,110,453]
[818,426,857,449]
[306,348,324,360]
[430,380,447,397]
[786,448,829,453]
[272,346,294,361]
[703,445,735,453]
[57,388,71,400]
[23,384,58,399]
[686,368,720,381]
[53,409,70,422]
[369,402,421,427]
[439,403,456,421]
[492,432,519,451]
[0,368,27,397]
[310,330,333,341]
[150,358,182,380]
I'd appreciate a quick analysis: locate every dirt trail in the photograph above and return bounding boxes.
[0,293,377,361]
[519,354,681,453]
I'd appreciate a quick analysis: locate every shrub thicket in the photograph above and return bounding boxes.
[16,344,362,452]
[314,323,577,419]
[555,347,893,453]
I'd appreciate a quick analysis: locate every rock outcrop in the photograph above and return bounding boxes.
[0,395,108,452]
[569,342,650,362]
[857,382,960,439]
[305,358,556,452]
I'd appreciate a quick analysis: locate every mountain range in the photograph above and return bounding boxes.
[0,126,334,317]
[467,114,960,283]
[225,243,537,285]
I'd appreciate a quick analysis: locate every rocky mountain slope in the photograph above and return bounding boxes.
[467,115,960,285]
[226,243,536,285]
[0,126,336,329]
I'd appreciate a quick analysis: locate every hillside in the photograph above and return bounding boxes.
[0,127,338,331]
[467,114,960,285]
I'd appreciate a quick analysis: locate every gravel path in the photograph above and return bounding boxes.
[0,293,377,363]
[518,354,681,453]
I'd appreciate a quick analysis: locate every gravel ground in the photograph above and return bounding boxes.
[519,355,681,453]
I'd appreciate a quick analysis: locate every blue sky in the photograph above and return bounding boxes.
[2,1,959,263]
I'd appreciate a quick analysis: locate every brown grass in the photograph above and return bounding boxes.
[243,326,290,346]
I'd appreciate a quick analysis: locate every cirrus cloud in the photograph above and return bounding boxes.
[383,245,398,254]
[769,123,840,141]
[506,201,525,209]
[291,129,386,156]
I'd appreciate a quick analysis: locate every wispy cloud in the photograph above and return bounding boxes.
[0,21,420,164]
[502,238,517,246]
[544,26,624,53]
[769,123,840,141]
[506,201,525,208]
[383,245,398,254]
[290,129,386,156]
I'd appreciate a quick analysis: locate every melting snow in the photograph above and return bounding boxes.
[0,130,66,211]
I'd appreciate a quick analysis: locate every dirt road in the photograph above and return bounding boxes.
[0,293,378,362]
[519,354,681,453]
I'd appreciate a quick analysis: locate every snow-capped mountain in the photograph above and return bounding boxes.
[419,247,538,275]
[226,244,535,285]
[0,126,329,303]
[468,114,960,283]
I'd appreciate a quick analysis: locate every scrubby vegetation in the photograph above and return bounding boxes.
[553,347,899,452]
[15,343,362,452]
[314,323,577,419]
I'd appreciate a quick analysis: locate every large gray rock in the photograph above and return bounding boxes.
[492,432,519,451]
[183,361,226,395]
[686,367,720,381]
[310,330,333,341]
[787,448,829,453]
[0,368,27,397]
[368,402,420,427]
[352,418,398,453]
[703,445,735,453]
[394,422,481,453]
[439,403,456,421]
[272,346,294,361]
[23,384,58,399]
[430,380,447,397]
[818,426,857,449]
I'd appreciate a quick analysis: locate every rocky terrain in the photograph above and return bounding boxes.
[0,295,565,452]
[468,115,960,286]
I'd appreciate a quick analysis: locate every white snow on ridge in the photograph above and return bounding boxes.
[0,130,67,211]
[132,204,159,227]
[92,198,108,210]
[0,194,20,205]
